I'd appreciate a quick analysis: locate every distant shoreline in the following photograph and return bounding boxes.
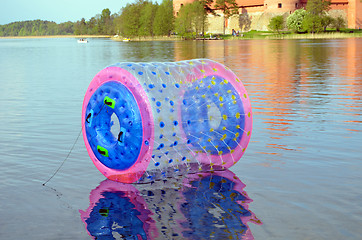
[1,32,361,41]
[0,35,112,39]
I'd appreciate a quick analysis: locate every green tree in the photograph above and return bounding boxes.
[18,27,26,36]
[200,0,216,15]
[214,0,239,35]
[302,14,324,33]
[322,15,334,31]
[268,15,285,33]
[193,1,208,34]
[175,3,193,36]
[139,1,158,37]
[287,9,307,33]
[332,16,346,32]
[24,21,32,35]
[118,3,142,37]
[80,18,87,34]
[302,0,331,33]
[31,25,39,36]
[58,21,74,35]
[98,8,114,35]
[175,1,209,37]
[74,18,87,35]
[87,17,98,35]
[47,22,58,35]
[306,0,331,16]
[153,0,174,36]
[199,0,215,34]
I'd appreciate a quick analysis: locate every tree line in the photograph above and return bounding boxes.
[0,20,74,36]
[0,0,241,37]
[114,0,173,37]
[0,0,174,37]
[115,0,236,37]
[0,11,116,37]
[0,0,348,37]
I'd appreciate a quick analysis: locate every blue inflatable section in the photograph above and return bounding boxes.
[85,81,143,170]
[180,175,251,239]
[181,75,245,155]
[85,192,147,239]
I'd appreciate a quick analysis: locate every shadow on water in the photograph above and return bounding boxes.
[79,169,261,240]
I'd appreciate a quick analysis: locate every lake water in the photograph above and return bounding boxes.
[0,37,361,239]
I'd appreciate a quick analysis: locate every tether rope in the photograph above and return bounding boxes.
[42,103,106,186]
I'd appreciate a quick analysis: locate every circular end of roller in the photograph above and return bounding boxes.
[82,66,154,183]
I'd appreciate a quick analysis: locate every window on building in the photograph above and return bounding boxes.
[295,3,298,8]
[278,3,282,8]
[181,4,183,8]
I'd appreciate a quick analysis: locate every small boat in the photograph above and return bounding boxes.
[78,38,88,43]
[122,38,130,42]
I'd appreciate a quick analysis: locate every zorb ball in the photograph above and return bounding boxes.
[82,59,252,183]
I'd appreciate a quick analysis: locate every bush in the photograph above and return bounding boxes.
[322,15,334,31]
[302,14,324,33]
[332,16,346,32]
[268,15,285,33]
[287,9,307,33]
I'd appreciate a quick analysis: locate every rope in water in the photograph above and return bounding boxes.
[42,103,106,186]
[42,127,83,186]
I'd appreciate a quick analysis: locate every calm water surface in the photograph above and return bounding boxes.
[0,38,361,239]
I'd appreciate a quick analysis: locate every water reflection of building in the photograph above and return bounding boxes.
[175,40,299,140]
[174,39,361,153]
[344,38,362,83]
[173,0,362,32]
[80,168,261,239]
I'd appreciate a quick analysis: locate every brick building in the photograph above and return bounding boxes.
[173,0,362,33]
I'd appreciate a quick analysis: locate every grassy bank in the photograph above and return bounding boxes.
[111,35,183,41]
[223,30,362,40]
[266,32,362,39]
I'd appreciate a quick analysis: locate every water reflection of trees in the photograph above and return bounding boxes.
[174,40,208,60]
[121,41,176,62]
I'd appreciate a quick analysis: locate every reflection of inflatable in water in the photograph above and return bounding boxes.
[80,167,261,239]
[82,59,252,183]
[79,181,158,240]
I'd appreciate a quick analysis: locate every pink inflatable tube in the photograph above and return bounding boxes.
[82,59,252,183]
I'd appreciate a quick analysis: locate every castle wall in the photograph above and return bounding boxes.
[173,0,361,31]
[264,0,300,13]
[348,0,362,29]
[224,11,290,32]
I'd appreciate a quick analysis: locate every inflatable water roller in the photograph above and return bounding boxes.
[82,59,252,183]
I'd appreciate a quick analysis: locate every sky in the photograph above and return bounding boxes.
[0,0,162,25]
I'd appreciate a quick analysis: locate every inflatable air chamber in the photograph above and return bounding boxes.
[82,59,252,183]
